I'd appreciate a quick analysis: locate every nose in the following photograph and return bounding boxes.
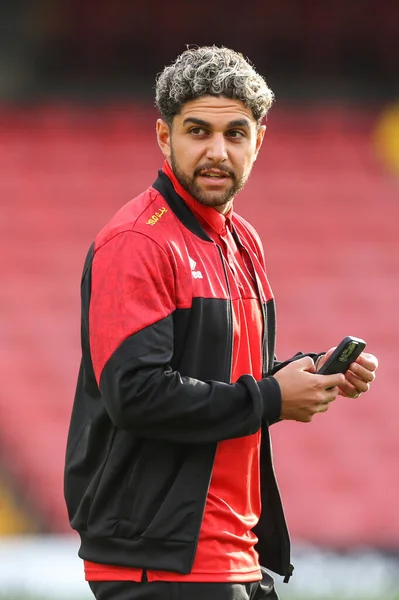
[205,133,228,162]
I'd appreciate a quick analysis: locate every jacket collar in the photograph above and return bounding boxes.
[152,169,213,242]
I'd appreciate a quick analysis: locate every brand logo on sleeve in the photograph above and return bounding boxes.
[189,256,203,279]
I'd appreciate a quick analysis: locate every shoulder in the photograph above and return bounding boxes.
[94,186,178,253]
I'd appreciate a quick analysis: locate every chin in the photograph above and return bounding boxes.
[195,186,235,207]
[196,194,232,208]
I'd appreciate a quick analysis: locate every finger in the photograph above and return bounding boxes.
[348,362,376,383]
[296,356,316,373]
[355,352,379,372]
[342,388,362,399]
[338,380,360,398]
[316,388,339,410]
[339,377,367,398]
[345,371,370,394]
[318,372,346,389]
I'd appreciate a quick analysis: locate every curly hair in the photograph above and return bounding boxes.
[155,46,274,126]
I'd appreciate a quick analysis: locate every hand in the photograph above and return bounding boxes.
[317,349,378,399]
[272,356,346,423]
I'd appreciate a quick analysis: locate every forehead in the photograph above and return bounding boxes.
[175,95,256,127]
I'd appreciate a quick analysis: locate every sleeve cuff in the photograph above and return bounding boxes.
[257,376,282,425]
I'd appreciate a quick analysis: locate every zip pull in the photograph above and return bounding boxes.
[283,563,294,583]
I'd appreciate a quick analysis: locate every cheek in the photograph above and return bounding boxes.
[234,149,255,174]
[173,140,201,169]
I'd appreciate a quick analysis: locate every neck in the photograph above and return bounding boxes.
[214,199,234,215]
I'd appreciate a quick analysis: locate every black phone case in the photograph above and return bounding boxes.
[317,336,366,375]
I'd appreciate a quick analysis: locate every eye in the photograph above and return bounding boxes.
[227,130,245,139]
[189,127,207,136]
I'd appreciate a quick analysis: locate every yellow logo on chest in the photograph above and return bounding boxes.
[146,207,168,226]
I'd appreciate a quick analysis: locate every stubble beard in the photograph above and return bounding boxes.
[170,148,250,209]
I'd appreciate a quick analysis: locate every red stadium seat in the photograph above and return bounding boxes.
[0,105,398,545]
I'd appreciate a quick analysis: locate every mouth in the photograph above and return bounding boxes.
[199,169,230,178]
[197,169,232,185]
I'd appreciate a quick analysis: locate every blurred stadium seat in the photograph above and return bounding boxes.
[0,479,34,534]
[0,104,398,550]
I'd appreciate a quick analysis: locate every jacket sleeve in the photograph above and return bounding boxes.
[88,231,281,443]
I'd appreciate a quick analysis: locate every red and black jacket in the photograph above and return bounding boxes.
[64,170,317,581]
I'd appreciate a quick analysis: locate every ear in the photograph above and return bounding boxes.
[254,124,266,160]
[156,119,171,160]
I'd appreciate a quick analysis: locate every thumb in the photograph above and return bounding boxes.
[295,355,316,373]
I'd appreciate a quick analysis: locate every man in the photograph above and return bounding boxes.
[64,46,377,600]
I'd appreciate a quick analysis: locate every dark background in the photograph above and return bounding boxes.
[1,0,398,103]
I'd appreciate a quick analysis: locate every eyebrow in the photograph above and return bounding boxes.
[182,117,251,129]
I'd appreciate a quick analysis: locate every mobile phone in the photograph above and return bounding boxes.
[317,336,366,375]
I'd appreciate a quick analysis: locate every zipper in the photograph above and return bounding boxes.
[216,244,234,384]
[217,234,292,579]
[240,245,269,376]
[189,245,233,569]
[284,563,295,583]
[236,236,292,579]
